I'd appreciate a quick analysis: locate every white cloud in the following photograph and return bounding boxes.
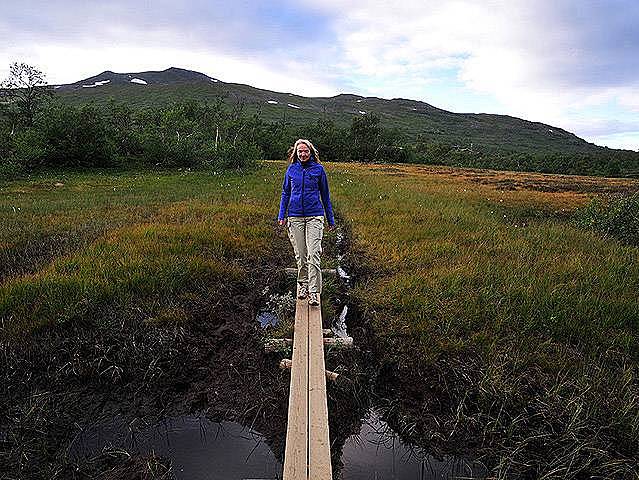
[0,1,342,96]
[1,43,338,97]
[299,0,639,148]
[588,132,639,151]
[2,0,638,149]
[617,89,639,113]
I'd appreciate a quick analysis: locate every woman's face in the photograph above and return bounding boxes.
[296,143,311,162]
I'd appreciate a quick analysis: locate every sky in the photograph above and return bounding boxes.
[2,0,638,151]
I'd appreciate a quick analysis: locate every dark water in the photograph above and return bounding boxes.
[257,311,279,328]
[69,414,281,479]
[70,410,484,480]
[337,410,484,480]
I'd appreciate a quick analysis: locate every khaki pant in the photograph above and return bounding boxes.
[287,216,325,294]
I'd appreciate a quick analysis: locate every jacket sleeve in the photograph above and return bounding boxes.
[319,168,335,226]
[278,169,291,221]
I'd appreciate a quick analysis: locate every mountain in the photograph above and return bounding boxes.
[56,67,218,90]
[54,67,618,157]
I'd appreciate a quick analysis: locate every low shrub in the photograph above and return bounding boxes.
[204,140,262,170]
[7,127,46,168]
[33,102,115,167]
[575,192,639,246]
[0,158,24,177]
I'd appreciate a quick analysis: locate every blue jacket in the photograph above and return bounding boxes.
[278,159,335,225]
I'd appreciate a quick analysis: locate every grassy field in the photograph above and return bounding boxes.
[0,169,280,334]
[0,166,299,478]
[329,163,639,478]
[335,164,638,357]
[1,162,638,478]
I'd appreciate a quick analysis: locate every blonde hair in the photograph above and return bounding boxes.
[287,138,320,164]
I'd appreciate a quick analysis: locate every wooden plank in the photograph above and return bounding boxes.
[308,299,333,479]
[283,299,309,480]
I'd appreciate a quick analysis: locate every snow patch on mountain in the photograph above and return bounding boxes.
[82,79,111,88]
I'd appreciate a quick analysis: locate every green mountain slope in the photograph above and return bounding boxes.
[55,67,616,156]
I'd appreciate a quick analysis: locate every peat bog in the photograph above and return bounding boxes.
[1,162,638,479]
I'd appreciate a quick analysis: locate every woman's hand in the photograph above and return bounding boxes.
[278,219,286,226]
[327,224,336,232]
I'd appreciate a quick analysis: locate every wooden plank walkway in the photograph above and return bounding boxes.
[283,298,332,480]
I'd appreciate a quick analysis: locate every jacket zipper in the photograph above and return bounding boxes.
[301,166,305,216]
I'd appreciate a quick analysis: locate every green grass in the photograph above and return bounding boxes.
[322,163,639,356]
[2,161,637,365]
[0,166,288,337]
[327,162,639,477]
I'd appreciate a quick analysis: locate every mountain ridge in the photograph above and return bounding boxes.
[57,67,218,90]
[54,66,628,156]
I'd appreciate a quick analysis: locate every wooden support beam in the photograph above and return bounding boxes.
[279,358,340,382]
[265,336,353,353]
[285,267,337,276]
[323,337,354,348]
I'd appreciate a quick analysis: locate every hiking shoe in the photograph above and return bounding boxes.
[308,292,320,306]
[297,284,308,299]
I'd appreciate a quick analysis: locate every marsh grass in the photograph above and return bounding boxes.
[328,162,639,478]
[575,191,639,247]
[2,161,639,478]
[0,167,285,337]
[328,163,638,356]
[0,165,296,478]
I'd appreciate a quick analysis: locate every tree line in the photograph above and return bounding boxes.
[1,63,638,177]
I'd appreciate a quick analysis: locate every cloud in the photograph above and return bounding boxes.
[0,0,341,95]
[299,0,639,147]
[588,131,639,151]
[2,0,638,148]
[12,44,337,97]
[2,0,333,53]
[302,0,639,93]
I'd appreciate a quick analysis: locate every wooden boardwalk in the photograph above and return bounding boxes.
[283,298,332,480]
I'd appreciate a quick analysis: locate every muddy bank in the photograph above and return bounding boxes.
[342,274,639,478]
[0,241,295,479]
[0,220,378,479]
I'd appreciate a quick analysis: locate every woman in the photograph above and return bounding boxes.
[278,139,335,306]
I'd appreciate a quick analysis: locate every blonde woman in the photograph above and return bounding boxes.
[278,139,335,306]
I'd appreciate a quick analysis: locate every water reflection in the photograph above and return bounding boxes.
[70,409,484,480]
[333,305,350,338]
[69,415,282,480]
[339,410,484,479]
[257,311,279,328]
